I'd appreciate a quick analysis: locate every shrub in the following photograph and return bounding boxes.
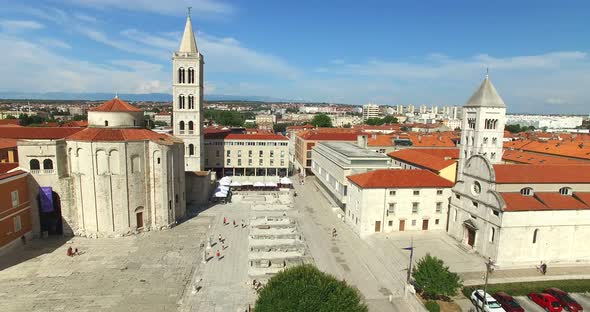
[424,300,440,312]
[412,253,463,300]
[254,264,367,312]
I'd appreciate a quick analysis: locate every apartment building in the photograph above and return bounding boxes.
[0,170,32,253]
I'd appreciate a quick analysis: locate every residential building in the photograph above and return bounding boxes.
[203,132,289,178]
[388,148,458,182]
[0,170,32,253]
[0,138,18,163]
[346,169,453,236]
[294,129,360,174]
[172,14,204,171]
[154,112,172,126]
[362,104,380,121]
[311,141,392,208]
[255,114,277,130]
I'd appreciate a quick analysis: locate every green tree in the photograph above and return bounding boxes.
[243,122,257,128]
[311,113,333,127]
[382,115,398,124]
[364,117,384,125]
[255,264,367,312]
[274,122,294,133]
[342,123,352,128]
[504,124,522,133]
[412,254,462,300]
[72,114,87,121]
[4,114,17,119]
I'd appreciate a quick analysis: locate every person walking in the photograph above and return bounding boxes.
[216,250,220,260]
[223,217,227,225]
[241,219,245,228]
[218,234,222,243]
[67,246,73,257]
[541,262,547,275]
[233,220,236,227]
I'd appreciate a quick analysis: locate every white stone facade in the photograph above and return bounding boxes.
[346,182,452,237]
[172,16,204,172]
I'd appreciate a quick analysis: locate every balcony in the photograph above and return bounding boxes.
[179,130,185,135]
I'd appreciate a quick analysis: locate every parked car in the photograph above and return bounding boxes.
[492,292,525,312]
[544,288,583,312]
[528,292,563,312]
[471,289,506,312]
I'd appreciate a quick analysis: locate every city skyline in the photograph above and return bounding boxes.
[1,0,589,113]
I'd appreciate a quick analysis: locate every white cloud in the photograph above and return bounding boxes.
[0,33,169,94]
[39,38,71,49]
[63,0,234,17]
[73,12,97,23]
[0,20,44,32]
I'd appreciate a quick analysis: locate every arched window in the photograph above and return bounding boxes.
[179,121,185,131]
[178,67,185,83]
[43,159,53,169]
[559,187,572,195]
[104,120,109,127]
[188,121,194,131]
[520,187,533,196]
[532,229,539,244]
[178,94,185,109]
[188,144,194,155]
[30,159,40,170]
[188,95,194,109]
[188,68,195,83]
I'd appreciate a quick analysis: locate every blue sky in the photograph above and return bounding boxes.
[0,0,589,113]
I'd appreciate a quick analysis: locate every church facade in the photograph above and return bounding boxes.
[448,76,590,266]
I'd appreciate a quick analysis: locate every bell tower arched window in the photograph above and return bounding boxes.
[30,159,40,170]
[188,121,194,134]
[188,144,194,155]
[188,68,195,84]
[179,121,185,134]
[178,94,185,109]
[188,95,194,109]
[178,67,185,84]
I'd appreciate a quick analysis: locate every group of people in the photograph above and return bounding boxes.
[66,246,79,257]
[211,217,248,261]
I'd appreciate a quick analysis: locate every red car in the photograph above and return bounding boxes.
[492,292,524,312]
[544,288,583,312]
[528,292,562,312]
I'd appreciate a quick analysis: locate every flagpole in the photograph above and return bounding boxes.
[407,237,414,284]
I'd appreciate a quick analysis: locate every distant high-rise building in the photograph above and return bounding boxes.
[407,105,415,114]
[419,105,427,114]
[172,14,204,171]
[431,105,439,115]
[362,104,380,121]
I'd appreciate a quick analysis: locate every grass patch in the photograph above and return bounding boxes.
[463,279,590,297]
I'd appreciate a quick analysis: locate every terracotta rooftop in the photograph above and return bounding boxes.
[367,134,395,147]
[0,126,84,139]
[0,163,19,174]
[286,124,314,131]
[297,129,362,141]
[88,98,142,112]
[0,119,20,126]
[67,128,182,145]
[388,149,456,171]
[502,150,588,165]
[0,138,17,149]
[501,192,590,212]
[493,164,590,184]
[0,170,27,181]
[347,169,454,189]
[407,133,457,147]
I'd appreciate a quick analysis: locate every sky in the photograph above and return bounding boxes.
[0,0,589,114]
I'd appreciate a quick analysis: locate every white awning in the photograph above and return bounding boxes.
[280,177,292,184]
[230,181,242,187]
[253,182,265,187]
[219,180,231,186]
[265,182,278,187]
[241,181,253,186]
[214,192,227,198]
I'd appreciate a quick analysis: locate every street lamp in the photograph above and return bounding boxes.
[478,257,495,312]
[402,238,414,284]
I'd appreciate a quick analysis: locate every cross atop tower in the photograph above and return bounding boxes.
[187,7,192,18]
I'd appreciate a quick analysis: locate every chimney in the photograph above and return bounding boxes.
[357,134,368,148]
[418,135,422,143]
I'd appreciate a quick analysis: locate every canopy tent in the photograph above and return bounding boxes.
[279,177,292,185]
[219,179,231,186]
[214,192,228,198]
[253,182,265,187]
[241,181,253,186]
[230,181,242,187]
[265,182,278,187]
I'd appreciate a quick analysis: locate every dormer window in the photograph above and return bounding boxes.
[559,187,572,196]
[104,120,109,127]
[520,187,533,196]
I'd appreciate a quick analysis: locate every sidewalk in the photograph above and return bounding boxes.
[461,265,590,286]
[294,177,412,312]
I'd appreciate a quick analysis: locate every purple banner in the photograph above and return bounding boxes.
[40,187,54,213]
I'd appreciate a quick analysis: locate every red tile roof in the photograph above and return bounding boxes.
[297,129,362,141]
[0,163,19,174]
[0,170,27,181]
[0,126,84,139]
[493,164,590,184]
[536,192,589,209]
[501,192,590,212]
[67,128,181,144]
[286,124,314,131]
[347,169,454,189]
[501,193,549,212]
[575,192,590,206]
[388,149,456,171]
[88,98,142,112]
[407,133,457,147]
[502,150,588,165]
[367,134,395,147]
[412,148,459,159]
[0,119,20,126]
[61,120,88,127]
[520,140,590,160]
[0,138,17,149]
